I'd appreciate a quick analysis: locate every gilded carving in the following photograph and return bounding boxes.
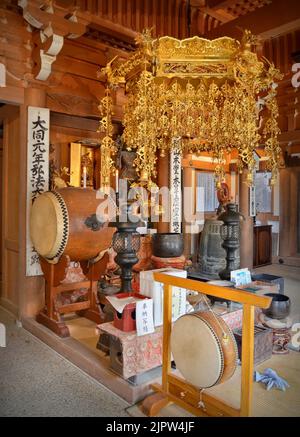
[99,29,282,188]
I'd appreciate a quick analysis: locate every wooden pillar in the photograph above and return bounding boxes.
[290,169,298,256]
[18,87,47,319]
[240,304,255,416]
[279,167,291,258]
[239,170,253,269]
[190,1,200,36]
[157,153,170,233]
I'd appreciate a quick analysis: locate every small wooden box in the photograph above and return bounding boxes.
[234,325,273,365]
[113,292,150,332]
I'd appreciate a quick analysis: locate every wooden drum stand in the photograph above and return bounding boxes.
[37,253,109,337]
[142,273,272,417]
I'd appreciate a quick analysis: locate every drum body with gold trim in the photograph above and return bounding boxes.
[30,187,115,262]
[171,311,238,389]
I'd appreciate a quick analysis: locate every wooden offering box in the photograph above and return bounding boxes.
[113,293,149,332]
[234,325,273,365]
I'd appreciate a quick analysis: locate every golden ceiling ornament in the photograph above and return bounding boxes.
[98,29,283,189]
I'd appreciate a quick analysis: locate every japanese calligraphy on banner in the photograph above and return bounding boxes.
[26,106,49,276]
[136,298,155,337]
[170,146,182,233]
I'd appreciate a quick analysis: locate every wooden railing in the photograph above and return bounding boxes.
[142,273,272,417]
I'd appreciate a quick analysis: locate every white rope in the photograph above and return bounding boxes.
[199,293,229,343]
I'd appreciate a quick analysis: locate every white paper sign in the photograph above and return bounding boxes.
[140,268,187,326]
[172,288,186,321]
[231,268,251,287]
[136,298,155,337]
[26,106,50,276]
[249,185,256,217]
[0,323,6,348]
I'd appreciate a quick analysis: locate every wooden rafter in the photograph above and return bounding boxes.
[204,0,300,40]
[18,0,90,81]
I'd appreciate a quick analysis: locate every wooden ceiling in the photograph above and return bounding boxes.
[4,0,299,50]
[54,0,276,38]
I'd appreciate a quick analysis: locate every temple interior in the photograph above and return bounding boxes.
[0,0,300,419]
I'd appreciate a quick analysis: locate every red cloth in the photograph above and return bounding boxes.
[97,307,243,379]
[151,255,186,269]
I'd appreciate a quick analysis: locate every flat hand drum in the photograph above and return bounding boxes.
[171,311,238,389]
[30,187,115,262]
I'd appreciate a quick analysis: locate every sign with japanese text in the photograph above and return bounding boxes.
[26,106,49,276]
[136,298,155,337]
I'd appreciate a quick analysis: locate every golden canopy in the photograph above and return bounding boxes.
[99,29,282,190]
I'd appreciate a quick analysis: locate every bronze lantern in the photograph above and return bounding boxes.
[218,203,244,281]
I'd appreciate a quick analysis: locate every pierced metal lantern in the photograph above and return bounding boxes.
[218,203,243,281]
[109,200,142,294]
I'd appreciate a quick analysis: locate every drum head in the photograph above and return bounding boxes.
[171,314,223,389]
[30,192,66,259]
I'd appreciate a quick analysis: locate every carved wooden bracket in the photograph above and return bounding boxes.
[18,0,89,81]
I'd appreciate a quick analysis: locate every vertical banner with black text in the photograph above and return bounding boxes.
[26,106,49,276]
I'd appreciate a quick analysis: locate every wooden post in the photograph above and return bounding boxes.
[162,283,172,392]
[19,87,47,320]
[240,303,255,417]
[239,169,254,269]
[279,167,291,258]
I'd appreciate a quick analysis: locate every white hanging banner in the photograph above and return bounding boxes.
[249,184,256,217]
[26,106,50,276]
[170,144,182,233]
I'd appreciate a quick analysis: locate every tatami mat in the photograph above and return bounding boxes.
[66,265,300,417]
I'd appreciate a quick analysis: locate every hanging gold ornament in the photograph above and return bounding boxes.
[99,29,283,188]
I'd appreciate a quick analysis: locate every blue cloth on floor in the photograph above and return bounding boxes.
[254,368,289,391]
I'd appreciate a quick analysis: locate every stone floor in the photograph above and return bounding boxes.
[0,306,130,417]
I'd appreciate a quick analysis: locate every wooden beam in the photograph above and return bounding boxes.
[286,143,300,155]
[50,124,100,141]
[199,6,235,23]
[153,273,272,308]
[168,374,240,416]
[52,55,102,81]
[205,0,300,40]
[76,35,131,58]
[19,1,87,37]
[182,158,230,172]
[279,129,300,143]
[79,12,138,44]
[0,85,24,105]
[162,284,172,392]
[53,39,107,66]
[207,0,236,9]
[51,112,99,131]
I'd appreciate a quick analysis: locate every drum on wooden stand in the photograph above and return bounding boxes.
[30,187,115,262]
[171,310,238,389]
[30,187,116,337]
